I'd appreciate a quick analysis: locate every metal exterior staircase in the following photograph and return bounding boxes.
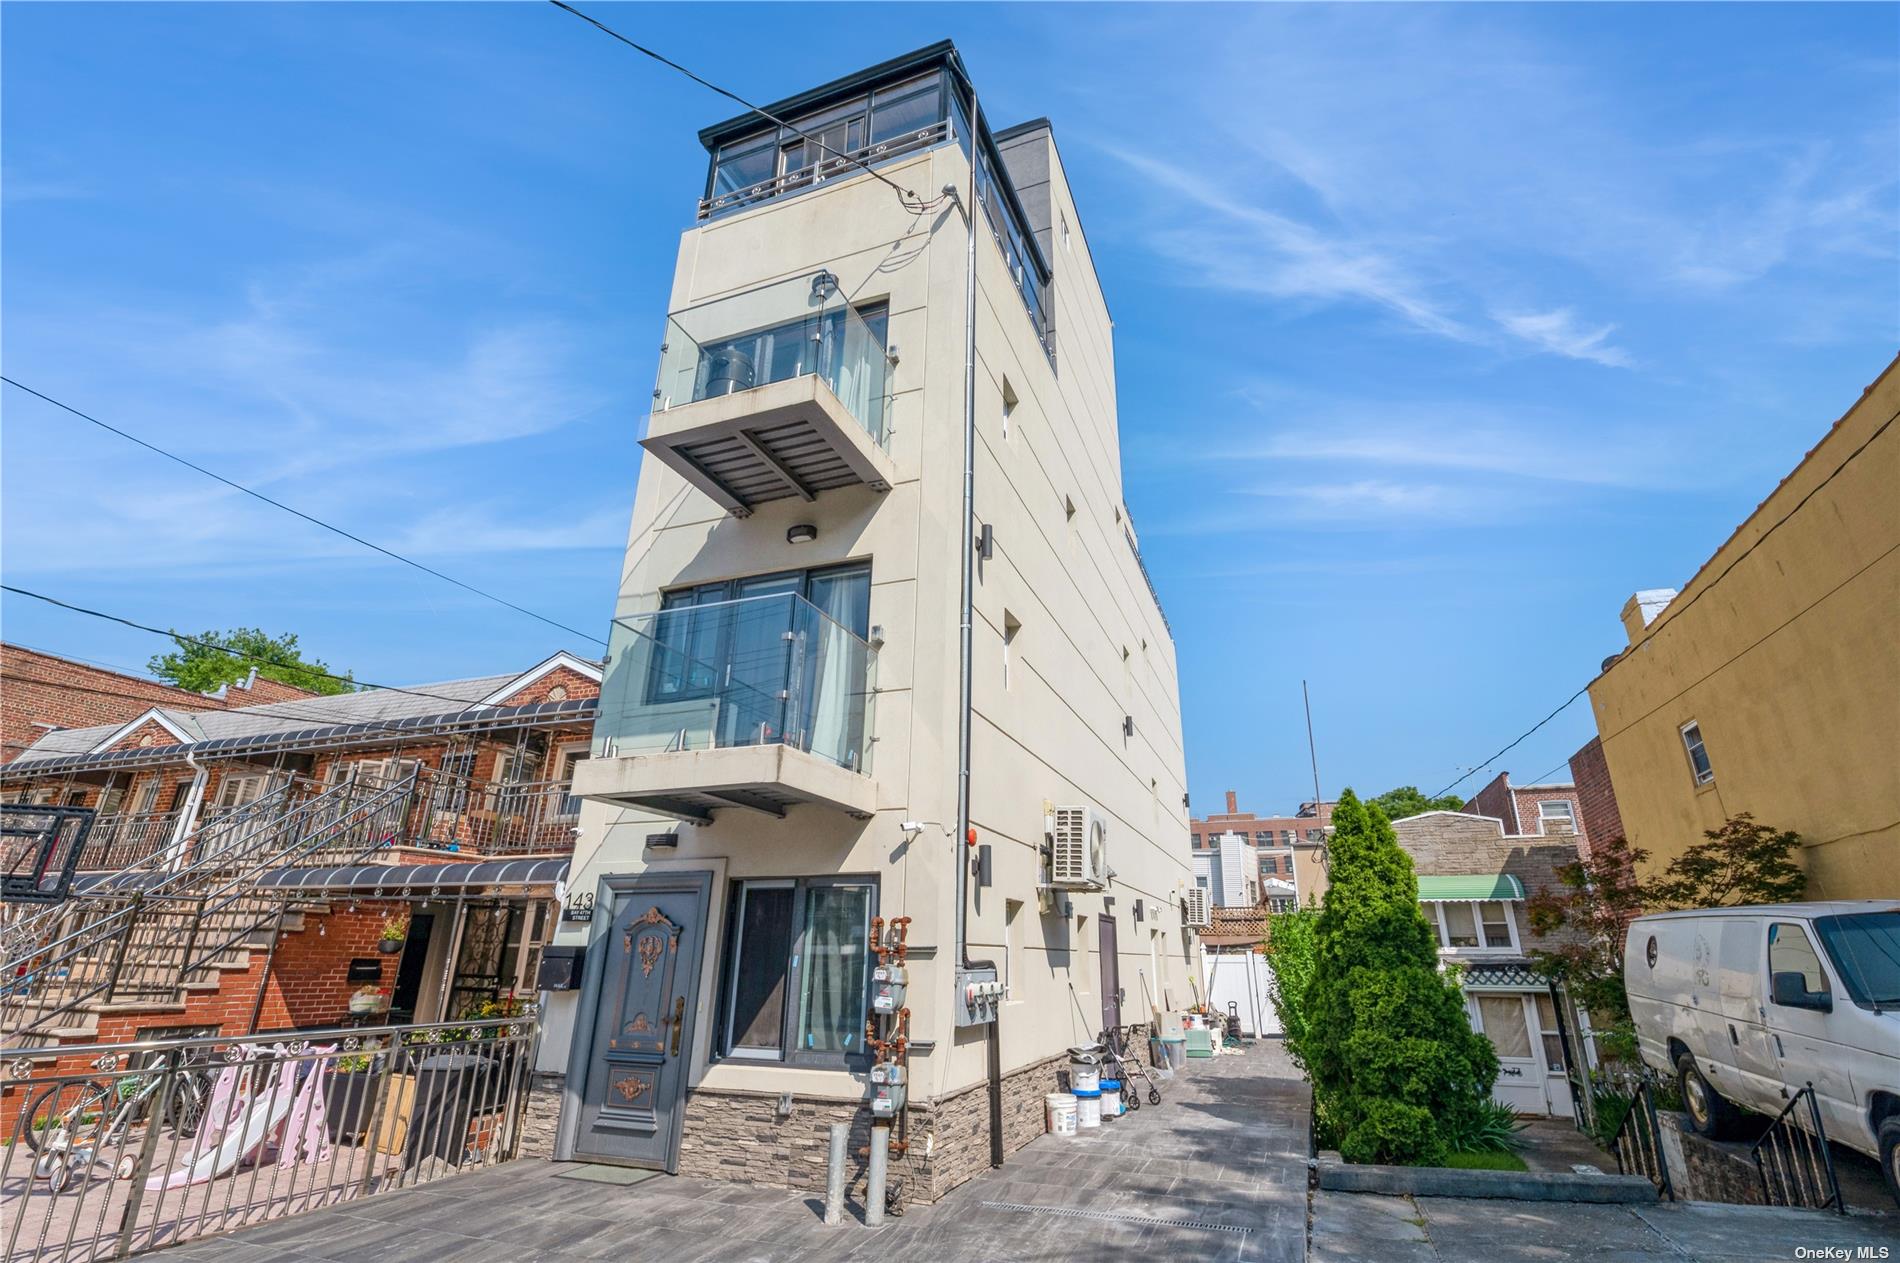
[1,771,422,1040]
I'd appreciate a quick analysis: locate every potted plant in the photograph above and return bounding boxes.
[377,916,408,954]
[324,1051,381,1141]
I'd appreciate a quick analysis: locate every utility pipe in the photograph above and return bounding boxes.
[948,74,1007,1174]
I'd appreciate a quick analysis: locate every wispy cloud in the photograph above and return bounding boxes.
[1493,309,1632,368]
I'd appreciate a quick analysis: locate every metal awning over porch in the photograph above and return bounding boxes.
[1417,875,1525,901]
[253,858,569,896]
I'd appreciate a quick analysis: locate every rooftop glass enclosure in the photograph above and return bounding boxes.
[593,592,877,775]
[656,273,892,449]
[697,51,1055,364]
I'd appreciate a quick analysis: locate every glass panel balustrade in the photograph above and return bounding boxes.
[653,273,892,447]
[594,592,877,774]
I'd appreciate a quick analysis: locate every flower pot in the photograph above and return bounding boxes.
[378,940,404,954]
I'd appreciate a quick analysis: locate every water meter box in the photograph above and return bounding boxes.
[871,963,908,1014]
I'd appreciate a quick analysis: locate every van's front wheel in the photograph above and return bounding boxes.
[1877,1118,1900,1209]
[1676,1053,1742,1139]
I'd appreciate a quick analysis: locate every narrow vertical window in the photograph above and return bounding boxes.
[1002,610,1021,690]
[1005,899,1024,1002]
[1001,376,1018,441]
[1680,721,1714,785]
[724,882,796,1058]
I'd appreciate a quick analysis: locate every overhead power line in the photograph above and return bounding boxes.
[2,585,508,710]
[1,376,606,648]
[546,0,949,215]
[1434,401,1897,800]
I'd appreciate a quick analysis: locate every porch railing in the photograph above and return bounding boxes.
[72,811,182,874]
[1750,1082,1844,1212]
[1,1014,541,1262]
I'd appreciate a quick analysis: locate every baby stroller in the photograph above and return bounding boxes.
[1099,1027,1162,1110]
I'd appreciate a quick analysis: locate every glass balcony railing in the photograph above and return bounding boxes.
[594,592,877,775]
[653,272,892,447]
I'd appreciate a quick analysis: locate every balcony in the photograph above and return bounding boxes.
[642,274,897,518]
[576,592,878,822]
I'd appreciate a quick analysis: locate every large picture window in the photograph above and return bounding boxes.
[717,875,877,1068]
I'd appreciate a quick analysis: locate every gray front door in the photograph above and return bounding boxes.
[571,872,711,1171]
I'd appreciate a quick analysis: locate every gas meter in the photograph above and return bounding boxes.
[871,963,908,1014]
[869,1061,908,1117]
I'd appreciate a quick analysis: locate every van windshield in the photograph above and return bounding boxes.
[1813,911,1900,1009]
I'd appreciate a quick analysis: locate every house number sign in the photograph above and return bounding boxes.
[563,890,596,923]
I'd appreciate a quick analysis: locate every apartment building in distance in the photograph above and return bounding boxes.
[547,43,1195,1204]
[1191,789,1329,893]
[1587,355,1900,899]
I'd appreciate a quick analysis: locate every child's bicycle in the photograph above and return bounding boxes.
[18,1054,211,1194]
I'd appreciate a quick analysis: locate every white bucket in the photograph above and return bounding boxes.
[1100,1080,1123,1118]
[1045,1092,1077,1137]
[1070,1063,1100,1093]
[1075,1089,1102,1129]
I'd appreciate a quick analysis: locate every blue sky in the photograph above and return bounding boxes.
[4,4,1895,812]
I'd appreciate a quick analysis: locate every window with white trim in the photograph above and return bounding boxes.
[1680,721,1714,785]
[717,875,877,1068]
[1428,900,1518,952]
[1537,799,1576,832]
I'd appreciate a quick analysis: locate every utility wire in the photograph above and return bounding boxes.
[1,585,508,709]
[1434,402,1897,800]
[547,0,949,215]
[1,376,606,648]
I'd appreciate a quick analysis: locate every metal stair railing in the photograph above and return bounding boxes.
[0,777,316,963]
[1,772,425,1039]
[1751,1082,1845,1212]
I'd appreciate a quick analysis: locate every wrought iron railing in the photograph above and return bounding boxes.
[1608,1071,1673,1200]
[1751,1082,1844,1212]
[1,1014,541,1262]
[71,810,181,873]
[1,775,422,1038]
[410,775,581,857]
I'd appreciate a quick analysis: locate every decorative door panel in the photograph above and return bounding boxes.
[572,873,710,1170]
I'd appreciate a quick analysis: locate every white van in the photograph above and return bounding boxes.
[1624,901,1900,1205]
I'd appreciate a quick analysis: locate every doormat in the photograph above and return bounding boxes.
[553,1165,662,1186]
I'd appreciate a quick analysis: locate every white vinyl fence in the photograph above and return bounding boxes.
[1201,949,1281,1037]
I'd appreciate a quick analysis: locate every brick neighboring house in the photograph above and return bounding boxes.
[1566,736,1626,859]
[0,649,602,1128]
[0,643,321,767]
[1191,790,1332,898]
[1462,771,1588,848]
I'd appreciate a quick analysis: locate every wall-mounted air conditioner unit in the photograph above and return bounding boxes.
[1183,886,1210,928]
[1048,805,1108,889]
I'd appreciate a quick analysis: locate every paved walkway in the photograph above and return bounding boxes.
[1311,1192,1900,1262]
[157,1043,1310,1262]
[142,1042,1900,1262]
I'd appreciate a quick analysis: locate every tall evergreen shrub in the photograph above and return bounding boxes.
[1304,790,1499,1165]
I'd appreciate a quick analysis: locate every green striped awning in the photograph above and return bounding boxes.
[1417,875,1525,901]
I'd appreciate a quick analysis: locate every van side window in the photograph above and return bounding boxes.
[1767,923,1829,1002]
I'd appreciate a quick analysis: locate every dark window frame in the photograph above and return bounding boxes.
[645,562,872,707]
[713,873,880,1071]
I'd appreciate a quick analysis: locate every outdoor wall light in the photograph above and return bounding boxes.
[810,270,839,302]
[787,523,818,544]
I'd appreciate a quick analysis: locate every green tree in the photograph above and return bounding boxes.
[1304,790,1498,1165]
[1526,815,1807,1058]
[1367,786,1468,820]
[1264,906,1319,1072]
[148,628,355,696]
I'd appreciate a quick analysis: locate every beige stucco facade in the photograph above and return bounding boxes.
[539,51,1193,1196]
[1587,354,1900,899]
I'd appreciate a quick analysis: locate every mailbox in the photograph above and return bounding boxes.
[535,944,586,992]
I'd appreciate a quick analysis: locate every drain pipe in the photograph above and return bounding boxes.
[951,80,1005,1171]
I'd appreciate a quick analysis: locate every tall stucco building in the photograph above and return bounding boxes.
[1586,354,1900,899]
[541,43,1195,1203]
